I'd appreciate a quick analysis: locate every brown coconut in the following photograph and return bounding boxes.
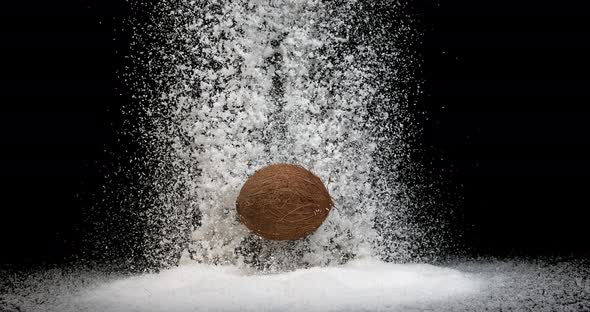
[236,163,333,240]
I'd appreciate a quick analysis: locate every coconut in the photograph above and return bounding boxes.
[236,164,333,240]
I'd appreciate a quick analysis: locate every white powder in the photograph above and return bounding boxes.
[147,0,421,270]
[6,259,590,311]
[73,259,484,312]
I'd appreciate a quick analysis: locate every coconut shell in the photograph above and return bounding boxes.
[236,164,333,240]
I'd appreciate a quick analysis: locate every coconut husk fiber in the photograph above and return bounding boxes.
[236,163,333,240]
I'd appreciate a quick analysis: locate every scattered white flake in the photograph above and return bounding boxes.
[150,0,400,269]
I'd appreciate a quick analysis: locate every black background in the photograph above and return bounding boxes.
[0,0,123,265]
[1,0,588,265]
[421,0,590,255]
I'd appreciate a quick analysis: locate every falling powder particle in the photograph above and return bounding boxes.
[134,0,440,271]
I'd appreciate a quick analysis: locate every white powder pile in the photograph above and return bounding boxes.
[0,260,482,312]
[74,259,482,312]
[6,259,590,311]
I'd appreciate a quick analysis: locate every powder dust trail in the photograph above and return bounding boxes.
[146,0,424,270]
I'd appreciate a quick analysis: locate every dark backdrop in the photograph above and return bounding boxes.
[1,0,588,266]
[421,0,590,255]
[0,0,124,265]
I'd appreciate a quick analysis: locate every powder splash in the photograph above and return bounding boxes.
[125,0,444,270]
